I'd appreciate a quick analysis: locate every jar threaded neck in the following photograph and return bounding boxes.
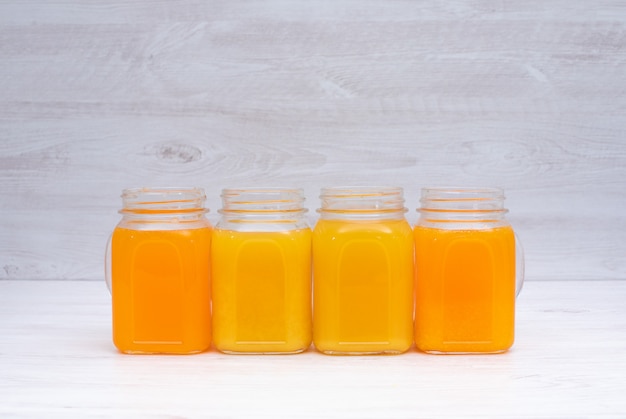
[120,187,207,214]
[318,186,407,220]
[219,188,307,218]
[418,187,508,225]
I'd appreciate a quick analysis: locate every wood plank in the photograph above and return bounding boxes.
[1,123,624,280]
[1,0,625,280]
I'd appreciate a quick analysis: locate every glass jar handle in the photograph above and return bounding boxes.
[514,232,525,297]
[105,233,112,294]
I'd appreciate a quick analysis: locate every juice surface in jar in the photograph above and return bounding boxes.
[313,187,414,355]
[414,187,521,354]
[211,188,312,354]
[108,187,212,354]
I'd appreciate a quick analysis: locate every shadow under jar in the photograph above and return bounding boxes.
[211,188,312,354]
[414,187,524,354]
[313,187,414,355]
[106,187,212,354]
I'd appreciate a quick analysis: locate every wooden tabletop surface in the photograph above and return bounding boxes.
[1,279,624,418]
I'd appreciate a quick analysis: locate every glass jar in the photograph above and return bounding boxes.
[211,188,312,354]
[105,187,212,354]
[313,187,414,355]
[414,187,524,354]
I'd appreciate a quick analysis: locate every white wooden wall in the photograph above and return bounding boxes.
[1,1,625,281]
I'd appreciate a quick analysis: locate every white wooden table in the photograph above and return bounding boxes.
[1,280,624,418]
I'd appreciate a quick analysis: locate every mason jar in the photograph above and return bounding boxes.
[105,187,212,354]
[313,186,414,355]
[414,187,524,354]
[211,188,312,354]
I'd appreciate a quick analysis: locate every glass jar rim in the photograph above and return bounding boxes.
[219,187,307,214]
[320,185,404,197]
[318,186,407,215]
[221,187,304,197]
[421,186,505,200]
[120,186,207,214]
[419,186,507,214]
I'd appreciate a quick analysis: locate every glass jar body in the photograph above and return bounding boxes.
[414,187,522,354]
[107,187,212,354]
[211,188,312,354]
[313,187,414,355]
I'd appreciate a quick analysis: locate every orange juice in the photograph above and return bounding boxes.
[313,187,414,355]
[112,227,211,354]
[108,187,212,354]
[212,229,312,353]
[414,187,519,354]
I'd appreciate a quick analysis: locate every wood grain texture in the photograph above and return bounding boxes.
[1,280,625,417]
[1,0,625,280]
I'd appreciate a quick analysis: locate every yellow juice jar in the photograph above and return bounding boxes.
[105,187,212,354]
[211,188,312,354]
[414,187,524,354]
[313,187,414,355]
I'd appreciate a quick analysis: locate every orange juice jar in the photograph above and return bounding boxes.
[105,187,212,354]
[211,188,312,354]
[414,187,524,354]
[313,187,414,355]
